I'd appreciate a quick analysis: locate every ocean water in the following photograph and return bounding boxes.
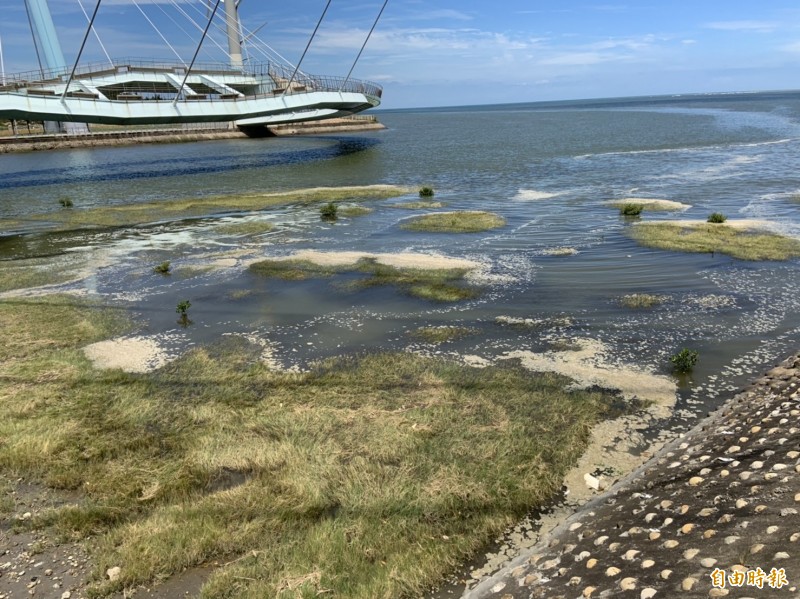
[2,91,800,426]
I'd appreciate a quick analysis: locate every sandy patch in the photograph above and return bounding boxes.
[604,198,691,211]
[83,336,171,373]
[541,246,578,257]
[495,315,573,328]
[514,189,562,201]
[271,250,480,271]
[637,218,774,231]
[211,258,238,268]
[502,337,676,415]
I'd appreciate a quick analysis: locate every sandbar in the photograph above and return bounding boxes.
[269,250,480,271]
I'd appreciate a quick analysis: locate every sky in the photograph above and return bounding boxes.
[1,0,800,109]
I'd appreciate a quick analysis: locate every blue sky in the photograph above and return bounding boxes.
[2,0,800,108]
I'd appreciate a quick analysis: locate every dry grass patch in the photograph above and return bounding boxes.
[250,257,479,302]
[619,293,668,309]
[338,206,374,217]
[401,211,505,233]
[1,186,409,232]
[0,299,622,599]
[0,255,87,293]
[628,222,800,261]
[408,326,477,344]
[214,220,275,236]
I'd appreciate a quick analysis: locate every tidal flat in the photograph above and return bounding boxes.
[4,94,800,598]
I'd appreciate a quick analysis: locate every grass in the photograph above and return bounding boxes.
[400,211,506,233]
[619,203,643,217]
[250,257,479,302]
[0,186,409,232]
[338,206,374,217]
[671,348,699,373]
[0,296,622,599]
[215,220,275,236]
[619,293,668,309]
[153,261,171,275]
[249,259,343,281]
[707,212,727,224]
[0,255,86,293]
[389,201,446,210]
[0,477,14,515]
[628,222,800,261]
[408,326,477,344]
[320,202,338,221]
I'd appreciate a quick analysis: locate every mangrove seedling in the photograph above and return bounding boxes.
[176,299,192,327]
[670,348,699,373]
[707,212,727,224]
[153,261,172,275]
[620,203,643,217]
[419,186,435,198]
[320,202,338,221]
[59,198,74,208]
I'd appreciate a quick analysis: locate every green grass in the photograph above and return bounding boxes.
[408,326,477,344]
[320,202,338,220]
[619,203,643,217]
[619,293,668,309]
[628,222,800,261]
[0,186,409,232]
[215,220,275,236]
[0,296,623,599]
[400,211,506,233]
[671,348,699,373]
[250,257,479,302]
[707,212,727,224]
[153,261,172,275]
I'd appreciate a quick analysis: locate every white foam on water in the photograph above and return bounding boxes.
[513,189,563,201]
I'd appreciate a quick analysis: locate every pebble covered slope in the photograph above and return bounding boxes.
[466,353,800,599]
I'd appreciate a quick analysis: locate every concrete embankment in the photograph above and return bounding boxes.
[0,117,385,153]
[466,353,800,598]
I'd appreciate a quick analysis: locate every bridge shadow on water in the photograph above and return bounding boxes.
[0,136,380,190]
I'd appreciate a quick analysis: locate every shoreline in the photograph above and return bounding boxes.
[0,117,385,153]
[465,350,800,598]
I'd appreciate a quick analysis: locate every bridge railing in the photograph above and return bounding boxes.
[0,59,382,100]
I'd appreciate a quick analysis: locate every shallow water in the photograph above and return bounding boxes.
[2,91,800,429]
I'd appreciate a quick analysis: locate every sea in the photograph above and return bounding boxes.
[2,90,800,430]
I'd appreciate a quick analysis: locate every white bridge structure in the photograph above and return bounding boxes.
[0,0,384,130]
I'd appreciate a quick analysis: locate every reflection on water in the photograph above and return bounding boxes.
[2,92,800,432]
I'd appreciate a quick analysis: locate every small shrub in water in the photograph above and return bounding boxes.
[176,300,191,316]
[419,186,435,198]
[153,261,171,275]
[671,348,699,373]
[59,198,74,208]
[620,203,643,217]
[320,202,338,221]
[707,212,727,224]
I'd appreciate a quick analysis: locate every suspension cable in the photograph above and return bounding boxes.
[340,0,387,91]
[76,0,113,67]
[61,0,102,100]
[132,0,186,66]
[283,0,331,96]
[194,0,299,70]
[172,0,222,104]
[165,0,231,60]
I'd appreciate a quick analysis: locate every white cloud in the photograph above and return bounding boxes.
[705,21,777,33]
